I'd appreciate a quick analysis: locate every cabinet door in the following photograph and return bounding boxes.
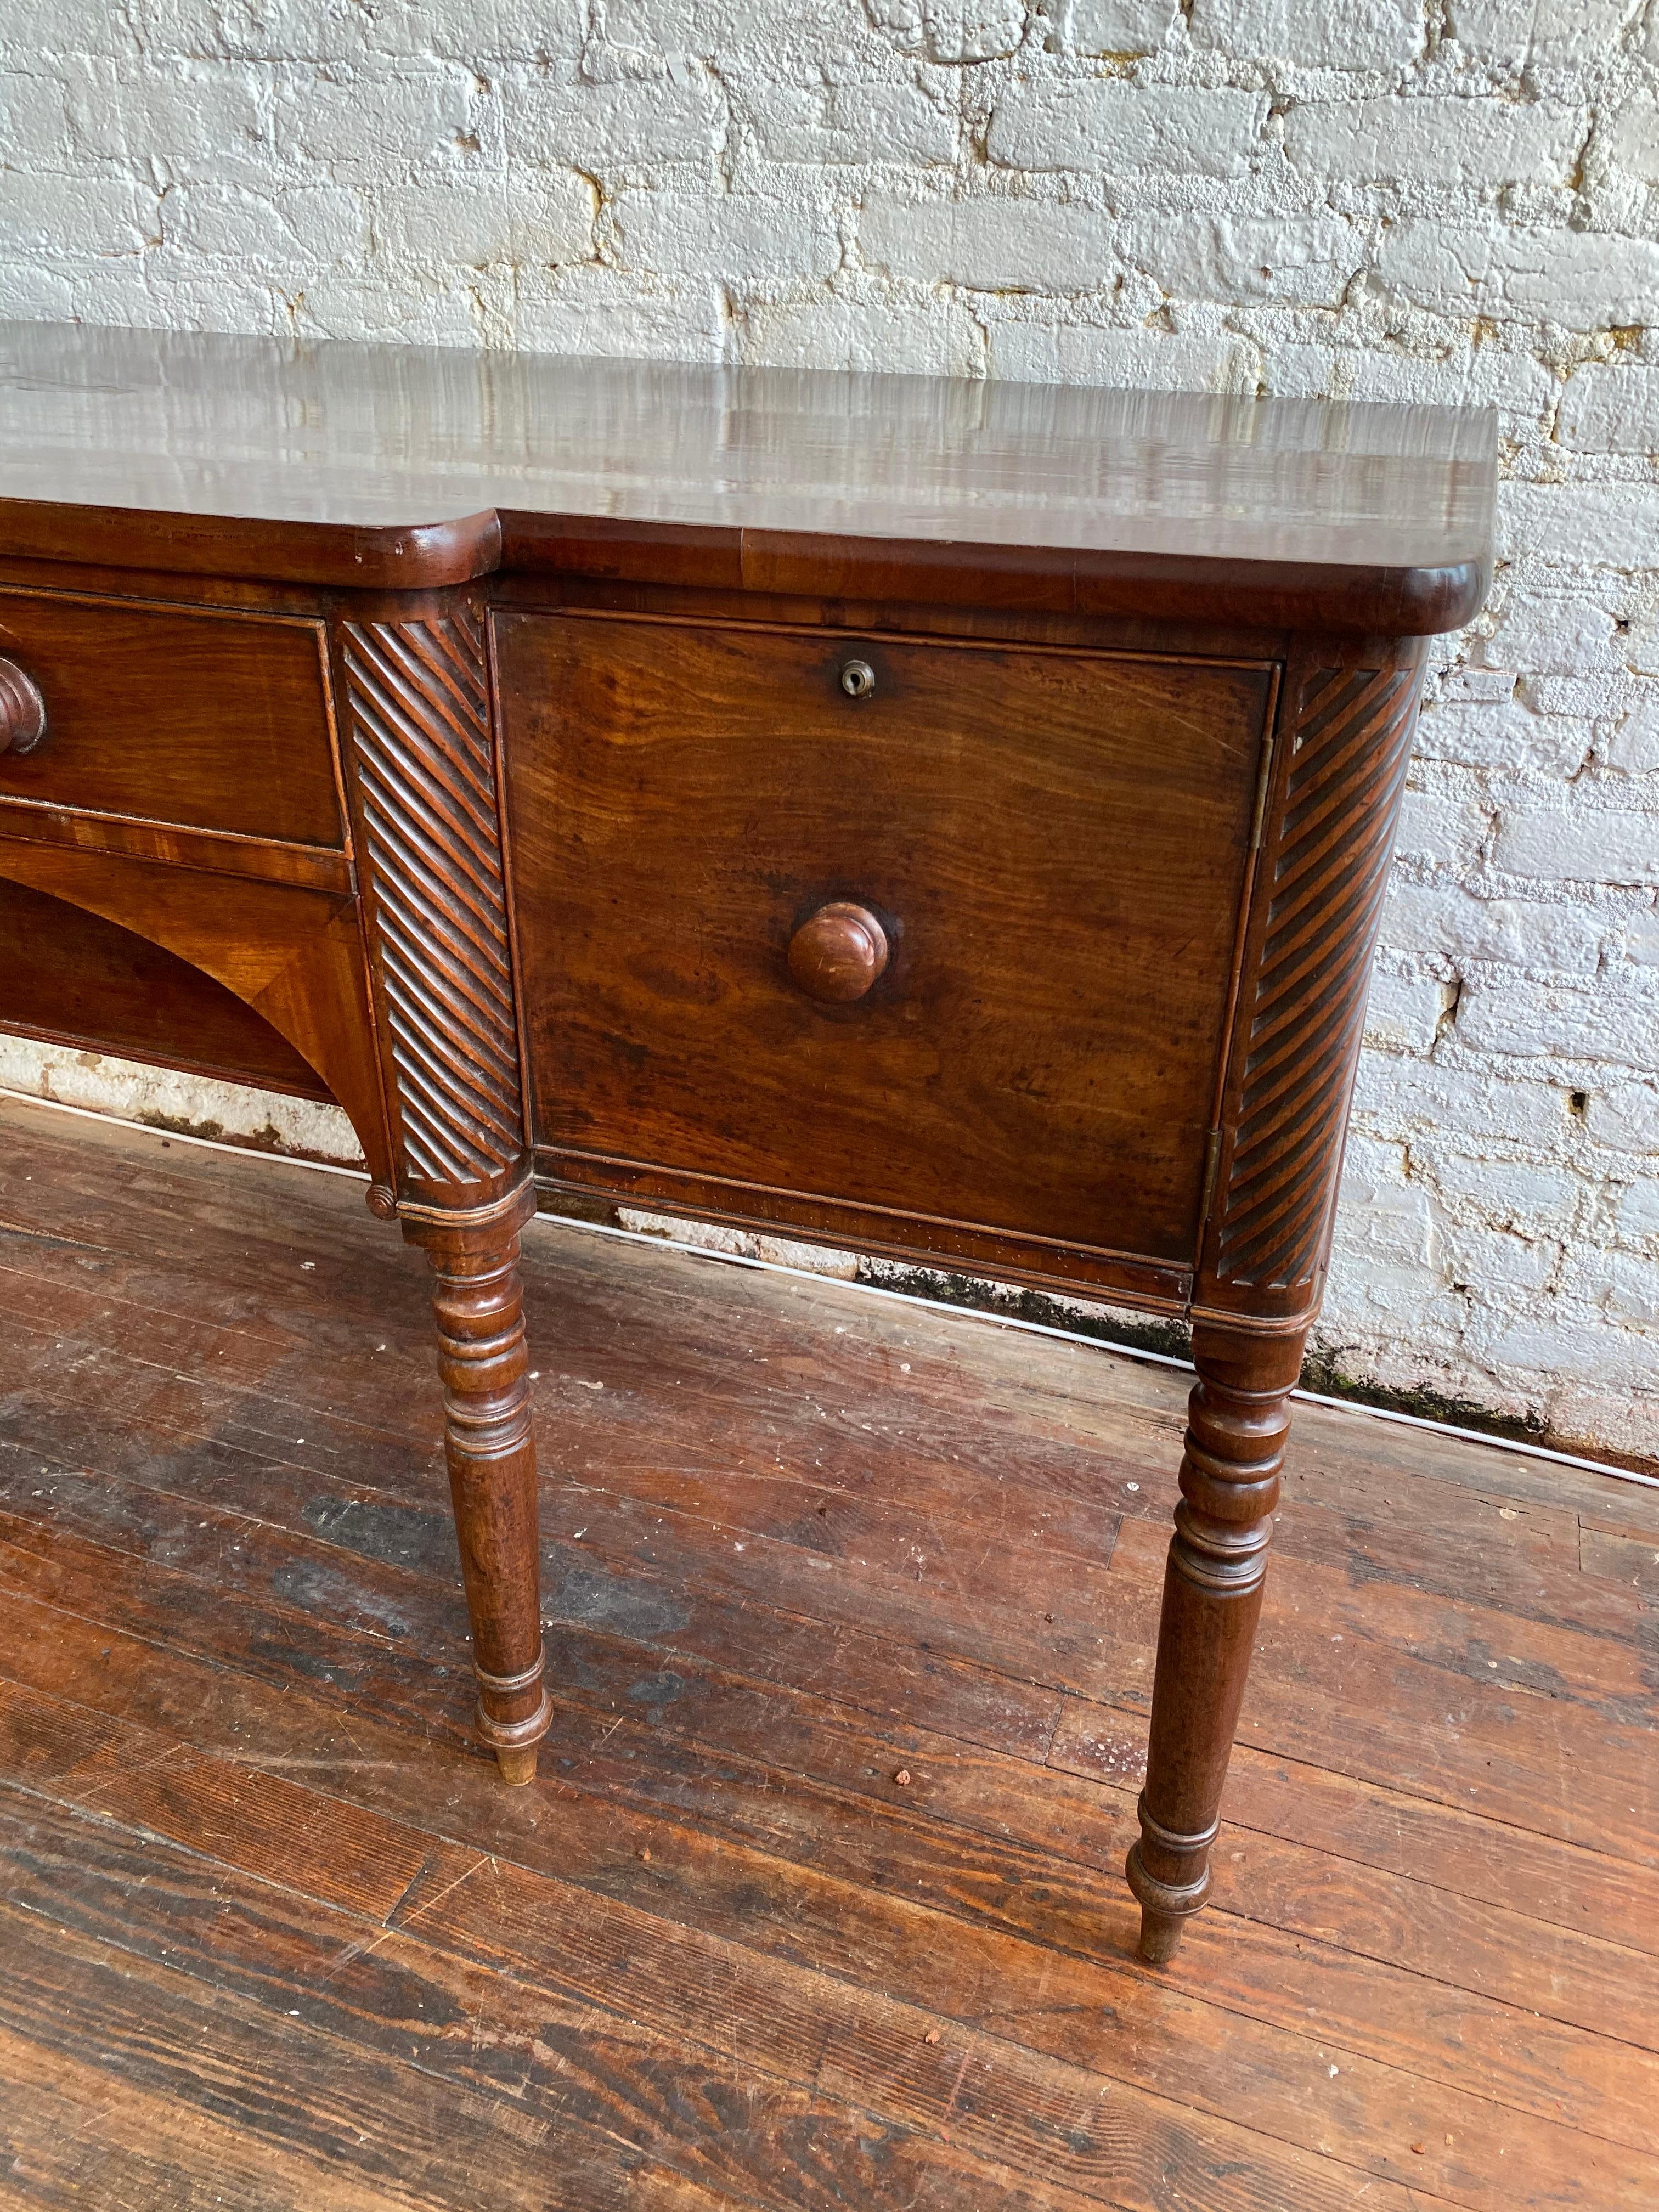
[499,612,1274,1295]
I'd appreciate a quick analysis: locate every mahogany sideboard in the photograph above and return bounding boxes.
[0,321,1495,1963]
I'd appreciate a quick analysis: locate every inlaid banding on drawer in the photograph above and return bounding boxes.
[0,588,346,849]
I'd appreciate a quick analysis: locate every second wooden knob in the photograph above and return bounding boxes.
[0,658,47,757]
[787,901,890,1005]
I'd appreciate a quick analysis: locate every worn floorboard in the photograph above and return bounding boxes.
[0,1093,1654,2210]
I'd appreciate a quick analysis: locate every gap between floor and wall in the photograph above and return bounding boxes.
[4,1077,1652,1496]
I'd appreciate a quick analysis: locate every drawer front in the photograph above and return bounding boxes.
[0,590,344,847]
[501,614,1274,1272]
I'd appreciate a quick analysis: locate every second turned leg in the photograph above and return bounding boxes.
[1126,1319,1306,1963]
[404,1188,552,1786]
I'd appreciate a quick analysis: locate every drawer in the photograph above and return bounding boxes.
[0,589,345,847]
[500,614,1274,1272]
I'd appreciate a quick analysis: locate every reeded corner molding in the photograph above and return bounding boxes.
[341,606,527,1206]
[1203,650,1426,1310]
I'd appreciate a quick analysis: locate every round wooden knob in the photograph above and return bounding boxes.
[788,901,889,1005]
[0,659,46,758]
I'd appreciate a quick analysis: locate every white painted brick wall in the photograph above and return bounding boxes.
[1,1,1656,1460]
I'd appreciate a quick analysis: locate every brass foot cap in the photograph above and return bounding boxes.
[494,1746,539,1787]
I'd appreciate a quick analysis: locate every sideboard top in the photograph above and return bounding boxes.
[0,320,1496,631]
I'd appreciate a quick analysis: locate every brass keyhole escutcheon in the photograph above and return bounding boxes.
[839,659,876,701]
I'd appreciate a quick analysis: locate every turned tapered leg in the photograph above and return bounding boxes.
[403,1189,551,1785]
[1127,1319,1306,1962]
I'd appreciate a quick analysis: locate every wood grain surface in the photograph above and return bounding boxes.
[0,321,1495,627]
[504,612,1271,1273]
[0,838,393,1188]
[0,874,333,1100]
[0,1093,1651,2210]
[0,587,344,847]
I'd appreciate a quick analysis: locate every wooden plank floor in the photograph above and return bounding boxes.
[0,1093,1655,2211]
